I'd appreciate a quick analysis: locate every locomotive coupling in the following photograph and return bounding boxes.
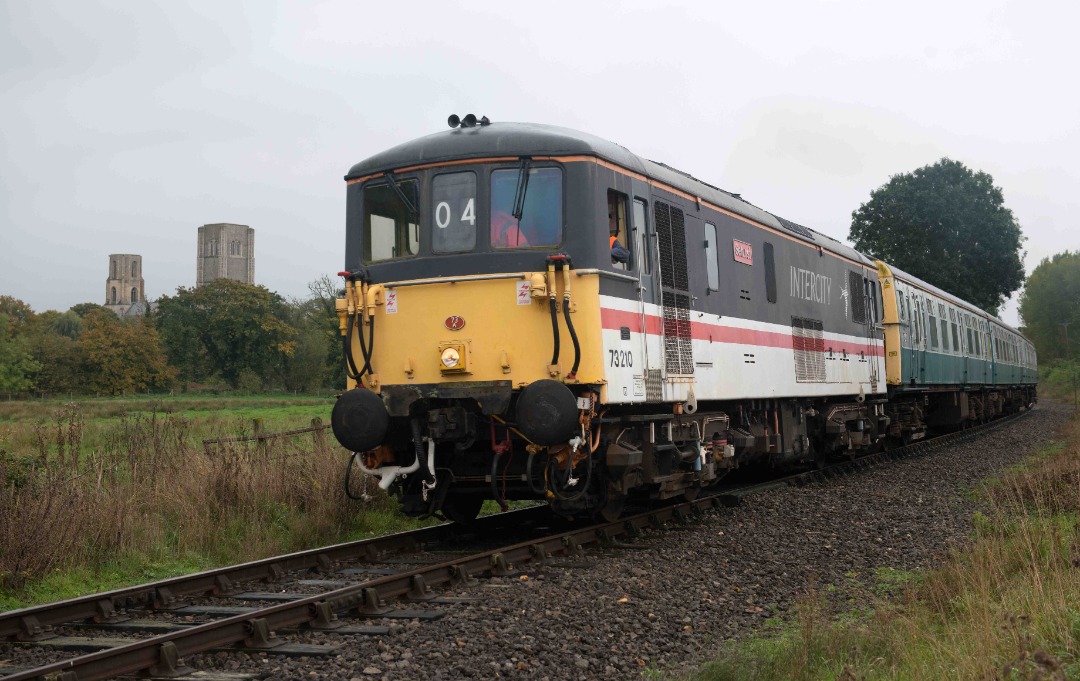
[331,387,390,453]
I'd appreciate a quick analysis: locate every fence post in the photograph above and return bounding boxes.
[311,417,326,450]
[253,418,268,457]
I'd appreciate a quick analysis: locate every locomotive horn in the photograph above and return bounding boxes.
[462,113,477,127]
[447,114,461,128]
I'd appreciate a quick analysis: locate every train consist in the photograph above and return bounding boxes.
[330,117,1037,522]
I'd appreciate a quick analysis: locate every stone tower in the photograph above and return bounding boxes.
[104,254,146,316]
[196,223,255,287]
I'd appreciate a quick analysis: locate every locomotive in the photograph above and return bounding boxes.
[330,116,1037,522]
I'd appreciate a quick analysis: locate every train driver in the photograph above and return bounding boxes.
[609,212,630,266]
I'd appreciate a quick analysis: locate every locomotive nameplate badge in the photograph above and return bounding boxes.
[516,280,531,305]
[385,290,398,314]
[733,239,753,265]
[444,315,465,331]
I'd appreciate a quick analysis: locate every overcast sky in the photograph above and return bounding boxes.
[2,0,1077,327]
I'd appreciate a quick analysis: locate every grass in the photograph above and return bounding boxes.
[0,394,431,610]
[688,408,1080,681]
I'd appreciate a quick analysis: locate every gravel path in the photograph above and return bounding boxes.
[14,404,1070,681]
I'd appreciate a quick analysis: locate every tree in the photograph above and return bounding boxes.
[849,158,1025,315]
[23,310,85,394]
[279,275,344,392]
[79,311,176,395]
[0,314,40,393]
[1018,251,1080,362]
[156,279,297,388]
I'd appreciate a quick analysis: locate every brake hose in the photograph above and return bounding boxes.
[561,261,581,379]
[547,261,560,367]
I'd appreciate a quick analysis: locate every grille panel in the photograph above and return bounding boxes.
[654,200,694,376]
[792,317,826,382]
[662,291,694,375]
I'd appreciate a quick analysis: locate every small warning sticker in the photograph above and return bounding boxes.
[385,290,398,314]
[516,280,531,305]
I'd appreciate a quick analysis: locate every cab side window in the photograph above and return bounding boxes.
[607,190,630,270]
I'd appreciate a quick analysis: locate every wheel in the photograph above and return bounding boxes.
[682,484,701,502]
[599,492,626,522]
[441,494,484,524]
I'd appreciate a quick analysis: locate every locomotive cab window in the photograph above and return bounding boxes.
[363,179,419,263]
[432,171,477,254]
[608,190,630,270]
[490,166,562,249]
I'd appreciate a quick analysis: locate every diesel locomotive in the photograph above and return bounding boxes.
[330,116,1037,522]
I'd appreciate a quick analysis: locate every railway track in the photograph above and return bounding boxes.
[0,408,1031,681]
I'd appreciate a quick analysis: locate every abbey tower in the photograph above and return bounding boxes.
[104,254,146,316]
[197,223,255,286]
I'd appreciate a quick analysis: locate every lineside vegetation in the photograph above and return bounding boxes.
[689,411,1080,681]
[0,398,432,609]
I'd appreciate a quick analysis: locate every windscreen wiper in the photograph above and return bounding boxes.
[511,157,532,221]
[384,172,419,223]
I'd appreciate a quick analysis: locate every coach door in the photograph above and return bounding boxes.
[629,197,659,401]
[858,272,880,391]
[652,200,695,384]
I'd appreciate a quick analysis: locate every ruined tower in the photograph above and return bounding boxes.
[104,254,146,316]
[196,223,255,287]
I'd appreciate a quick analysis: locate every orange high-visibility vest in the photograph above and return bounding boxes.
[609,235,617,247]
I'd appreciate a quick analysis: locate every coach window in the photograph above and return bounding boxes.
[491,167,562,249]
[917,299,924,345]
[928,305,939,350]
[632,199,650,275]
[363,178,420,263]
[608,190,630,270]
[432,172,477,254]
[704,222,719,290]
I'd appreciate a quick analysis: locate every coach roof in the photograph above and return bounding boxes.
[345,121,874,267]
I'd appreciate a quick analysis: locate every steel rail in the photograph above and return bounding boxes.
[1,408,1033,681]
[0,495,734,681]
[0,505,549,642]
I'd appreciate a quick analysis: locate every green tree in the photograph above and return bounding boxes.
[23,310,85,394]
[849,158,1025,315]
[278,275,343,392]
[0,313,40,393]
[69,302,112,319]
[79,311,176,395]
[156,279,297,388]
[1018,251,1080,362]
